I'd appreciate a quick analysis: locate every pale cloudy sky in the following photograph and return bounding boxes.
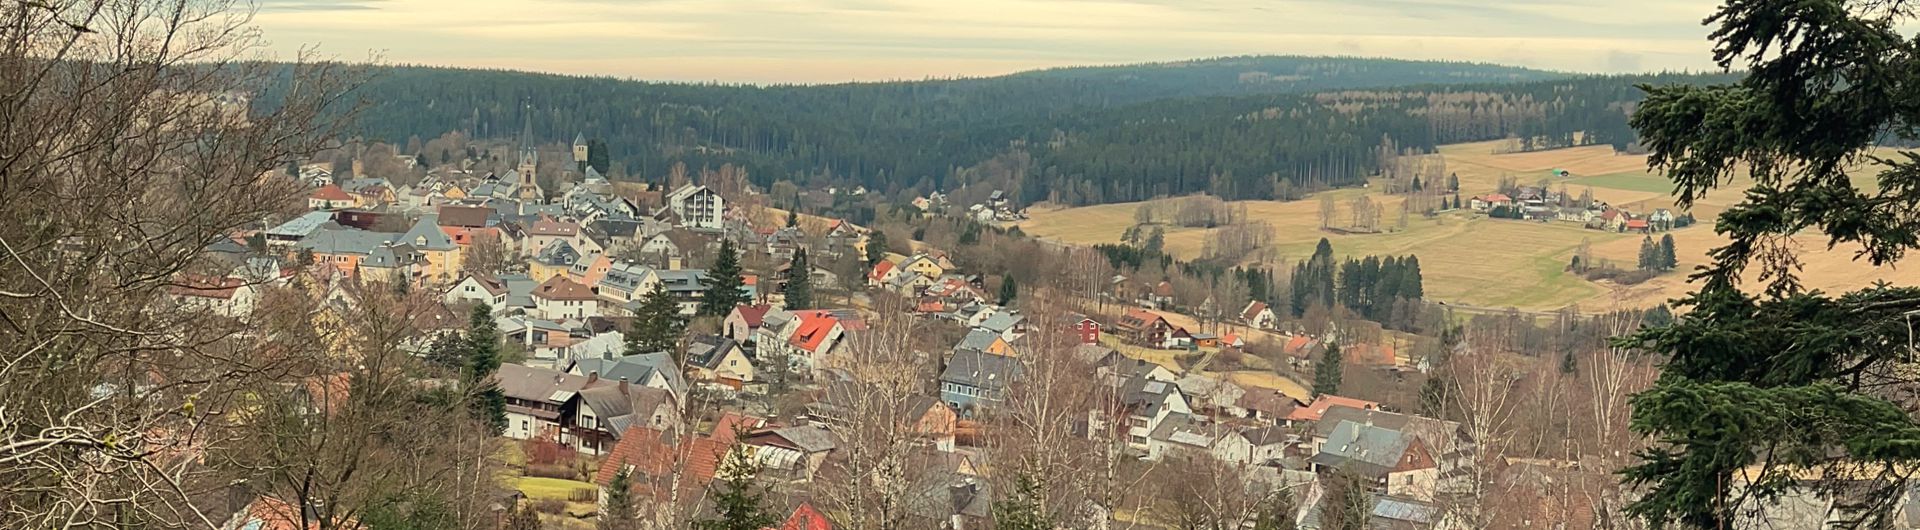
[251,0,1729,84]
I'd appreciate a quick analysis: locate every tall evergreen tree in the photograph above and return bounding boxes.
[699,239,749,316]
[587,139,610,174]
[1658,233,1678,271]
[999,275,1019,305]
[627,285,686,357]
[1143,226,1166,254]
[1620,2,1920,527]
[865,230,889,265]
[1313,342,1343,397]
[692,450,779,530]
[1636,236,1658,271]
[785,208,798,228]
[600,468,637,530]
[992,472,1054,530]
[465,304,506,434]
[783,249,814,310]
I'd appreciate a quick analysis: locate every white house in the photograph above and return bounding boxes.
[445,273,510,309]
[531,275,600,320]
[666,184,726,230]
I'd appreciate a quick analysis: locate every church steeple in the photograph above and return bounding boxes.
[513,101,543,202]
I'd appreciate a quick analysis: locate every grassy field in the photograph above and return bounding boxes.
[1019,140,1920,313]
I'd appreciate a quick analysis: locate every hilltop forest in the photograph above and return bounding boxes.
[287,57,1733,206]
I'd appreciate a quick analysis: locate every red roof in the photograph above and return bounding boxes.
[1286,395,1381,422]
[1626,219,1649,229]
[533,275,597,301]
[868,260,896,282]
[528,214,579,237]
[309,184,352,202]
[1153,281,1174,297]
[781,503,834,530]
[1241,300,1270,321]
[788,310,841,353]
[733,304,772,328]
[167,275,246,299]
[593,427,678,487]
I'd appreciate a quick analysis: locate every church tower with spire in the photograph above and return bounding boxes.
[513,103,543,201]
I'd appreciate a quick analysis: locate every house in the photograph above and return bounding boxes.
[264,210,337,248]
[573,382,682,455]
[778,503,834,530]
[1235,389,1304,422]
[308,184,356,210]
[1469,193,1513,211]
[764,226,808,262]
[396,215,461,282]
[955,328,1013,357]
[665,184,726,230]
[1649,208,1677,230]
[165,275,260,317]
[742,424,839,481]
[531,275,599,320]
[807,381,958,451]
[567,252,615,287]
[1191,332,1220,349]
[1625,219,1650,233]
[1242,426,1294,464]
[1071,315,1102,345]
[1597,208,1630,232]
[434,204,499,247]
[897,253,946,281]
[1285,394,1382,425]
[1240,300,1278,329]
[1113,308,1174,347]
[638,229,710,269]
[1099,374,1191,453]
[1308,406,1473,499]
[724,303,772,345]
[526,215,585,256]
[867,260,901,288]
[495,363,597,443]
[783,309,850,373]
[217,496,360,530]
[565,351,689,402]
[1309,419,1440,501]
[1146,413,1254,463]
[686,335,754,387]
[939,349,1023,415]
[529,240,581,282]
[1556,207,1595,223]
[1146,281,1174,308]
[977,311,1028,342]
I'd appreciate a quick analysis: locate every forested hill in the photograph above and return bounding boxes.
[1008,56,1567,99]
[300,57,1728,206]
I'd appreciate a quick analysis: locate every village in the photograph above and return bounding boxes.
[168,123,1500,530]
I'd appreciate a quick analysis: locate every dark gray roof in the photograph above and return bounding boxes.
[939,349,1023,391]
[534,240,580,266]
[577,384,675,438]
[978,311,1024,334]
[956,328,1002,352]
[652,269,707,293]
[568,351,686,397]
[297,226,399,255]
[770,425,838,453]
[1311,420,1412,478]
[495,363,596,403]
[500,273,536,307]
[686,336,739,371]
[1118,375,1183,417]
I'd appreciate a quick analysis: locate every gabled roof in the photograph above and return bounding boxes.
[309,184,353,202]
[956,328,1004,353]
[978,311,1024,333]
[748,425,839,454]
[781,503,834,530]
[569,351,686,398]
[730,304,772,328]
[297,226,398,256]
[494,364,598,415]
[436,205,494,228]
[167,275,246,299]
[534,239,580,266]
[528,215,580,237]
[686,336,742,371]
[266,211,337,238]
[1309,420,1418,477]
[868,260,896,282]
[532,275,597,301]
[399,214,457,251]
[788,310,843,353]
[939,349,1023,391]
[1476,193,1513,203]
[1241,300,1271,321]
[1287,394,1380,422]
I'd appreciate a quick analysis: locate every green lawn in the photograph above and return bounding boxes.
[514,476,596,501]
[1570,171,1677,194]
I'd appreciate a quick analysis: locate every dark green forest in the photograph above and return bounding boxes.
[283,56,1733,206]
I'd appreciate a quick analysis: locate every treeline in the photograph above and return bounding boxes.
[1289,238,1426,331]
[269,60,1734,207]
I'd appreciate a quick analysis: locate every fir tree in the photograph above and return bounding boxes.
[785,208,798,228]
[465,304,506,434]
[1448,173,1460,192]
[627,285,686,357]
[600,468,637,530]
[587,139,610,174]
[1143,226,1165,254]
[783,249,814,310]
[1313,342,1343,397]
[1418,375,1447,419]
[506,503,542,530]
[1636,236,1657,271]
[864,230,889,265]
[692,450,780,530]
[1658,233,1678,271]
[699,239,748,317]
[999,275,1019,305]
[992,472,1053,530]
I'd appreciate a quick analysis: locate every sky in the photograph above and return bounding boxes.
[252,0,1729,84]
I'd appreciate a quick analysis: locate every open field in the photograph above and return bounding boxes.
[1019,140,1920,312]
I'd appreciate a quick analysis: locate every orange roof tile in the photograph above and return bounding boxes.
[781,503,834,530]
[788,310,840,353]
[309,184,352,202]
[533,275,597,301]
[1286,394,1381,422]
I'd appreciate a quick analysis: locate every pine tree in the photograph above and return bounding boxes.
[699,239,748,317]
[600,468,637,530]
[1143,226,1165,254]
[627,285,686,357]
[1658,233,1678,271]
[1418,375,1447,419]
[992,472,1053,530]
[587,139,610,174]
[1448,173,1460,192]
[785,208,798,228]
[692,450,780,530]
[465,304,506,434]
[1313,342,1343,397]
[1636,236,1657,271]
[999,275,1019,305]
[865,230,889,265]
[783,248,814,310]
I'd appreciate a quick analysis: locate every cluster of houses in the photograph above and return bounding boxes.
[1469,188,1679,233]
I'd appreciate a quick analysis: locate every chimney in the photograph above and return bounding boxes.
[618,376,629,396]
[586,371,599,385]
